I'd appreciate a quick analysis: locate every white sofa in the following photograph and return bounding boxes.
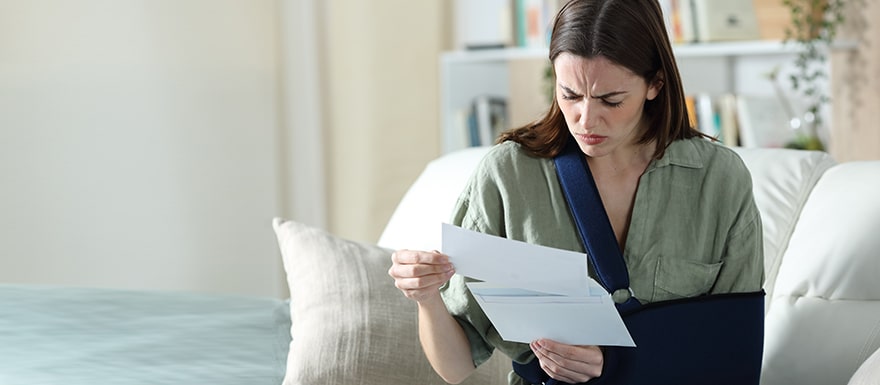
[378,145,880,385]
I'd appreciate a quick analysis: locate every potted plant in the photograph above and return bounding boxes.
[778,0,847,151]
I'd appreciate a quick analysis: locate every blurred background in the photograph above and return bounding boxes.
[0,0,451,297]
[0,0,877,298]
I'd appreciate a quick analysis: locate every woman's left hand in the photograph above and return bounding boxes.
[530,339,604,383]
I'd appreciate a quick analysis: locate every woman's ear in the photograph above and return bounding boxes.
[647,71,664,101]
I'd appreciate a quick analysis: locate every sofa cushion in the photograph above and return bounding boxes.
[378,146,490,251]
[273,218,509,385]
[760,161,880,385]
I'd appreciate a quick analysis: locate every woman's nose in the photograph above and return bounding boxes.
[576,100,596,127]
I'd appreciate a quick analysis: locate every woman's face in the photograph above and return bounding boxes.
[554,53,661,158]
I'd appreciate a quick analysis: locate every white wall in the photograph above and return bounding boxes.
[321,0,447,243]
[279,0,326,230]
[0,0,285,296]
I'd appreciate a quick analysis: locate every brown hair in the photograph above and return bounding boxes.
[497,0,704,159]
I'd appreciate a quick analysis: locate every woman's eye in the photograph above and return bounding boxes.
[602,99,623,108]
[561,94,579,101]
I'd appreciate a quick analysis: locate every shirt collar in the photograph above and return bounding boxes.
[647,138,704,172]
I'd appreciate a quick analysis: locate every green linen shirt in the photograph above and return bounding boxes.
[440,137,764,381]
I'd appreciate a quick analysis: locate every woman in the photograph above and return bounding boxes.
[388,0,764,384]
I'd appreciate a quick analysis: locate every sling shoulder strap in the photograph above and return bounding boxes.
[554,139,634,304]
[513,140,640,385]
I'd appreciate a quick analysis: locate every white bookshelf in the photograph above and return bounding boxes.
[441,40,858,153]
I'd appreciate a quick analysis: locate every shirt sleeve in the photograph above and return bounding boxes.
[711,162,765,294]
[440,151,534,368]
[440,164,501,367]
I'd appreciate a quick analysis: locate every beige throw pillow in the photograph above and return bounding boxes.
[272,218,507,385]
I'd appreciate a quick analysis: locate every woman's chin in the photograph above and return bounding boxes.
[576,142,607,158]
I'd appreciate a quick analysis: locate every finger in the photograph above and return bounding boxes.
[531,340,602,382]
[531,341,574,379]
[400,262,455,278]
[393,249,448,264]
[537,339,603,365]
[392,270,455,291]
[388,261,454,280]
[397,272,455,302]
[532,347,580,384]
[536,354,594,384]
[392,249,449,265]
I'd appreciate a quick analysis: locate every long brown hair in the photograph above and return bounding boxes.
[498,0,704,159]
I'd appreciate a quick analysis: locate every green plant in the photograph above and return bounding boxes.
[780,0,847,150]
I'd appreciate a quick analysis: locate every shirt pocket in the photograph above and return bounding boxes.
[652,257,723,302]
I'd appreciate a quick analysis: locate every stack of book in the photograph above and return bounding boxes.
[456,0,790,49]
[685,93,798,148]
[660,0,766,43]
[513,0,562,48]
[465,96,509,147]
[454,0,562,50]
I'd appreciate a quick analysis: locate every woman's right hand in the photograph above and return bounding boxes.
[388,249,456,303]
[390,250,475,383]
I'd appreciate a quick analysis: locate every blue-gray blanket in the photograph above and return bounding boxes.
[0,284,290,385]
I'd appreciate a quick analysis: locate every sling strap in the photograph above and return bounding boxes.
[513,139,639,385]
[553,139,639,310]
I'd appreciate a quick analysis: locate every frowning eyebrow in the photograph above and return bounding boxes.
[559,84,627,99]
[592,90,627,99]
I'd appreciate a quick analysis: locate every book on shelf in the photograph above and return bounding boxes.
[684,95,699,130]
[717,93,739,147]
[735,94,797,148]
[467,95,509,147]
[665,0,761,43]
[675,0,697,44]
[451,109,471,151]
[514,0,561,48]
[695,93,719,139]
[657,0,677,44]
[684,93,739,146]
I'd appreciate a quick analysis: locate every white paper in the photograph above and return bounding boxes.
[441,223,589,296]
[442,223,635,347]
[467,282,634,346]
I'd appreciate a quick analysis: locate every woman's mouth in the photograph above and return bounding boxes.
[577,133,607,145]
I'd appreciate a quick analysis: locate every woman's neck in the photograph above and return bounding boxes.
[586,140,655,178]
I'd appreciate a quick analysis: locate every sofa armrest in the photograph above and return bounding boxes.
[731,147,836,309]
[762,160,880,385]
